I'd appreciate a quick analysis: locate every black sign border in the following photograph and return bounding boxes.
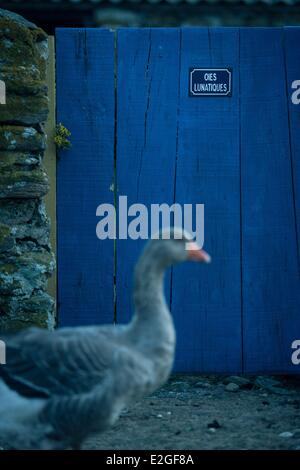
[189,67,233,98]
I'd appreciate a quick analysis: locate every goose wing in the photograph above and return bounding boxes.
[0,326,124,398]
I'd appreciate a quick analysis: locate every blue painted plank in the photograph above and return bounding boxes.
[56,28,115,326]
[116,28,181,324]
[171,28,242,373]
[240,28,300,373]
[284,26,300,281]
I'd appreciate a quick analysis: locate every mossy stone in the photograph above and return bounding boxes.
[0,13,47,78]
[0,222,15,252]
[0,94,49,124]
[0,167,49,198]
[0,199,37,224]
[0,126,46,151]
[0,9,54,332]
[0,65,46,96]
[0,151,41,169]
[0,248,55,296]
[0,291,55,332]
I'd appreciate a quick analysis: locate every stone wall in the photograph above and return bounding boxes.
[0,9,55,332]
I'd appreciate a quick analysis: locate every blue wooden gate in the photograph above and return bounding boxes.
[56,27,300,374]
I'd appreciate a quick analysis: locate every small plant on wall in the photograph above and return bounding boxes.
[54,123,72,150]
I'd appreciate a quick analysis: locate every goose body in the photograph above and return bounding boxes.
[0,228,210,449]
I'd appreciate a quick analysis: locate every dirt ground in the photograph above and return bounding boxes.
[84,374,300,450]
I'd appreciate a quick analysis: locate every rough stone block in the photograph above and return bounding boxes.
[0,167,49,198]
[0,94,49,124]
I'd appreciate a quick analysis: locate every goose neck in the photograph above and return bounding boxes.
[133,254,167,317]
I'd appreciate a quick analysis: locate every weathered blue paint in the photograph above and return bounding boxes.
[240,28,300,373]
[116,28,181,324]
[56,28,115,326]
[171,28,242,372]
[284,27,300,279]
[56,27,300,373]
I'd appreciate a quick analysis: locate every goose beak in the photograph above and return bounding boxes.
[186,242,211,263]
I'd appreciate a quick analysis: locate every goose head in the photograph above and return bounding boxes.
[143,227,211,270]
[133,228,211,318]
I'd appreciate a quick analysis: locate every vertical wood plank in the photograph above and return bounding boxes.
[44,36,57,313]
[171,28,242,372]
[284,26,300,280]
[56,28,115,326]
[240,28,300,372]
[116,28,180,324]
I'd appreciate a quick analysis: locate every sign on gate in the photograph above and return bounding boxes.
[189,68,232,97]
